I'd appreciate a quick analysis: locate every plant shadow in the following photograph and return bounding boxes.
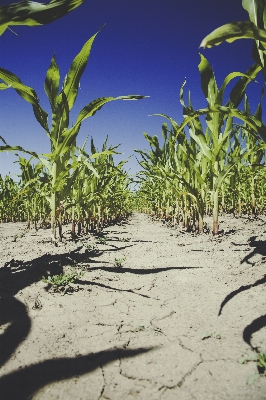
[0,347,154,400]
[232,236,266,265]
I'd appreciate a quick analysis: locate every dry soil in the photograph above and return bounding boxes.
[0,212,266,399]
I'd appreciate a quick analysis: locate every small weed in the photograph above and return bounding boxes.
[71,261,89,272]
[12,234,18,242]
[201,331,221,340]
[96,236,108,244]
[114,257,126,267]
[84,243,98,251]
[42,268,85,294]
[238,350,266,385]
[257,351,266,373]
[118,237,131,242]
[83,243,99,255]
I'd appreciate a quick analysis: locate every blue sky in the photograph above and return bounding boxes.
[0,0,264,178]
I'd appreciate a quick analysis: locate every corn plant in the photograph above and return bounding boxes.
[13,156,50,228]
[0,174,21,221]
[175,55,266,233]
[0,28,146,241]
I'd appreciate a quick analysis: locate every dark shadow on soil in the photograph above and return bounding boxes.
[87,266,202,274]
[0,247,105,297]
[0,347,154,400]
[0,297,31,368]
[77,279,155,299]
[0,244,194,381]
[100,244,134,252]
[235,236,266,265]
[0,249,104,373]
[243,314,266,350]
[218,274,266,316]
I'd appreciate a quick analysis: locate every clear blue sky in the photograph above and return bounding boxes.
[0,0,264,177]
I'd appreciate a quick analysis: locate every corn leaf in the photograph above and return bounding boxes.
[242,0,266,29]
[0,67,49,131]
[0,0,86,36]
[62,29,101,111]
[216,72,254,106]
[45,54,60,111]
[178,105,266,143]
[51,95,147,160]
[0,144,39,159]
[198,53,218,106]
[213,160,236,191]
[0,82,8,89]
[229,63,262,107]
[200,21,266,49]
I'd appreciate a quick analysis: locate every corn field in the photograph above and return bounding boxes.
[134,118,266,233]
[0,138,135,236]
[0,0,266,239]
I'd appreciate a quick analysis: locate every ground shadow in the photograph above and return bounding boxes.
[0,246,105,297]
[0,246,200,372]
[77,279,155,299]
[243,314,266,350]
[233,236,266,265]
[218,274,266,316]
[0,297,31,368]
[0,347,154,400]
[218,274,266,350]
[100,244,134,252]
[0,248,103,373]
[87,266,202,274]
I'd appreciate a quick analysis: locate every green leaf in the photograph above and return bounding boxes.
[216,72,254,106]
[0,0,86,36]
[242,0,265,29]
[0,82,8,89]
[0,67,48,131]
[198,53,218,106]
[201,333,212,340]
[52,95,147,160]
[45,54,60,111]
[177,106,266,143]
[200,21,266,49]
[247,374,260,385]
[74,94,147,126]
[237,356,247,364]
[62,29,103,111]
[229,63,262,108]
[0,141,39,159]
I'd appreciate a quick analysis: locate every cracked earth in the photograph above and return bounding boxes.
[0,212,266,399]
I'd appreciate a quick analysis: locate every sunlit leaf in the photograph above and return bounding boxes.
[0,0,86,36]
[200,21,266,49]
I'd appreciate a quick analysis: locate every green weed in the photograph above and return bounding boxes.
[118,237,131,242]
[96,236,108,244]
[42,268,85,294]
[238,350,266,385]
[201,331,221,340]
[114,257,126,267]
[84,243,99,252]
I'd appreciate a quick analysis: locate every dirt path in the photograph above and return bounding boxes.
[0,212,266,399]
